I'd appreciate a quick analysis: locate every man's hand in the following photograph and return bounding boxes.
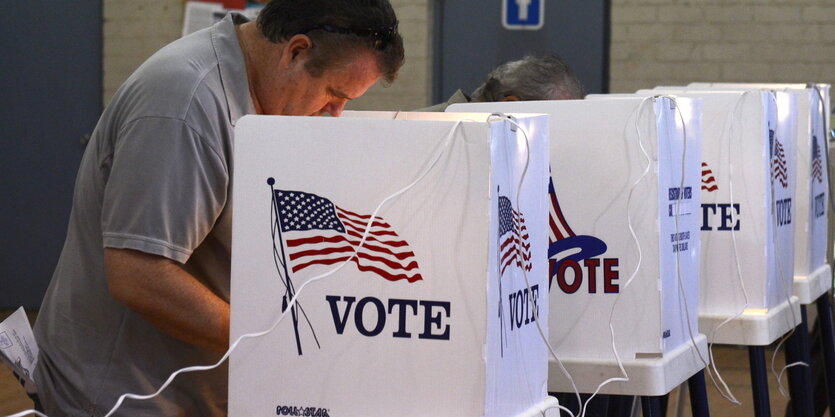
[104,248,230,353]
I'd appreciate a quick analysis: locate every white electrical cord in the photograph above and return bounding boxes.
[574,96,657,417]
[665,96,714,375]
[5,120,465,417]
[486,113,580,417]
[699,90,754,405]
[811,85,835,214]
[540,401,578,417]
[658,92,755,406]
[763,91,807,399]
[6,409,47,417]
[810,84,835,277]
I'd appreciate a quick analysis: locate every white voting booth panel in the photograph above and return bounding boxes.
[643,88,801,345]
[229,112,550,417]
[687,83,832,304]
[449,98,707,396]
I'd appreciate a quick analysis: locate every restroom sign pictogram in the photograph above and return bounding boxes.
[503,0,544,30]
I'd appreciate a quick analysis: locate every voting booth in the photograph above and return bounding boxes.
[642,88,801,346]
[229,112,553,417]
[688,83,832,304]
[449,97,707,396]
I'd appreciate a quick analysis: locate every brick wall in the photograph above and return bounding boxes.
[102,0,432,109]
[103,0,184,103]
[103,1,832,106]
[610,0,835,93]
[346,0,433,111]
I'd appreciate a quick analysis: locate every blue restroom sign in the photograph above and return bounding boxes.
[503,0,544,30]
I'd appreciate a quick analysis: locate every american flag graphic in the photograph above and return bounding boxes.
[498,195,531,275]
[274,189,422,283]
[812,136,824,183]
[548,177,575,279]
[545,175,609,289]
[701,162,718,192]
[772,139,789,188]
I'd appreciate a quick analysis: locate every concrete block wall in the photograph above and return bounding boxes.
[103,0,183,103]
[346,0,433,111]
[103,1,833,108]
[610,0,835,94]
[102,0,432,109]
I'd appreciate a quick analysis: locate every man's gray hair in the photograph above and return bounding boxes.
[471,55,586,102]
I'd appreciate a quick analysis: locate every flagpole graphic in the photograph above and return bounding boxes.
[497,186,532,356]
[267,178,424,355]
[269,178,320,355]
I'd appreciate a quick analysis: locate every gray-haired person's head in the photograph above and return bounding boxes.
[471,55,586,102]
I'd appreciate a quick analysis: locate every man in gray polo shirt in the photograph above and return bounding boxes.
[32,1,404,415]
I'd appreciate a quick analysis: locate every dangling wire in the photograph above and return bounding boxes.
[702,90,752,405]
[487,113,580,417]
[576,96,657,417]
[664,95,714,386]
[810,85,835,216]
[2,120,466,417]
[763,91,807,398]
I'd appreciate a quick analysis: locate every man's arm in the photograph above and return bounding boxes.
[104,248,230,354]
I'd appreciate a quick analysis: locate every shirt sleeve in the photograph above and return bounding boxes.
[101,116,228,263]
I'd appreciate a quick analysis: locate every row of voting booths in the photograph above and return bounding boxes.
[227,83,832,417]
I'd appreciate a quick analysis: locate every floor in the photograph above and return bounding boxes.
[0,309,820,416]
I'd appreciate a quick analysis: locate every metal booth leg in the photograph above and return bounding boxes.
[606,395,635,417]
[749,346,772,417]
[785,307,815,417]
[640,396,663,417]
[816,293,835,414]
[687,370,711,417]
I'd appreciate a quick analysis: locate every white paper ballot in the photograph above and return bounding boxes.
[0,307,39,394]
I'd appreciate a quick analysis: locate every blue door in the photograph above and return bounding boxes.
[0,2,103,308]
[433,0,609,102]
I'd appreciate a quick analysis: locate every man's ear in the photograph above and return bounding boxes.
[281,34,313,68]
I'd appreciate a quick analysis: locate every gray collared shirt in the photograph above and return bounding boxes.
[34,14,253,416]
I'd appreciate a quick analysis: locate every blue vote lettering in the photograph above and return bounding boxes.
[325,295,451,340]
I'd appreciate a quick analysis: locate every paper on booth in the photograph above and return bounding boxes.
[645,89,798,327]
[229,112,550,417]
[0,307,38,394]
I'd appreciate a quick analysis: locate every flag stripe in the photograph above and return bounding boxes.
[344,229,409,247]
[773,141,789,188]
[291,255,422,282]
[288,236,418,262]
[339,218,399,238]
[501,253,532,274]
[337,207,395,229]
[287,232,410,249]
[275,189,422,283]
[701,162,718,192]
[549,214,565,241]
[498,194,532,275]
[292,249,420,272]
[550,190,576,239]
